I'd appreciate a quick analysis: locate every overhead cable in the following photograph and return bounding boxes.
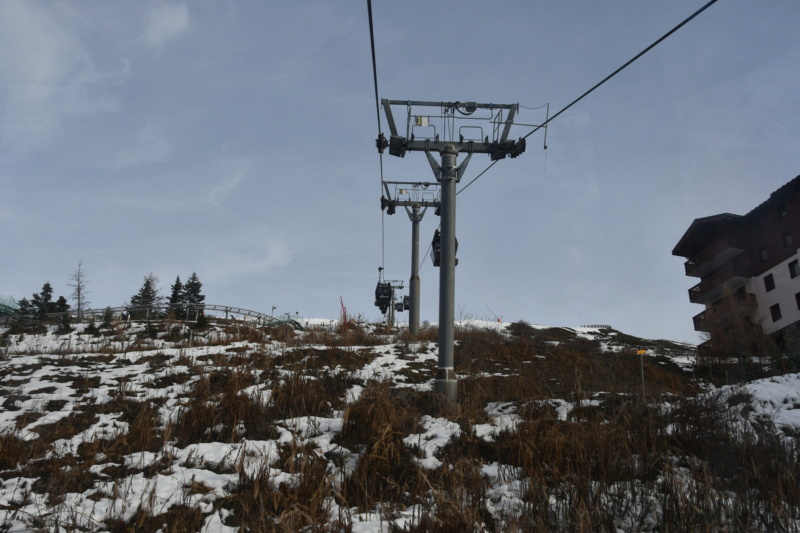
[366,0,382,140]
[522,0,720,141]
[367,0,386,268]
[458,0,721,195]
[457,161,499,196]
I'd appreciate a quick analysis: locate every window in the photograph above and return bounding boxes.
[760,247,769,262]
[778,203,787,218]
[784,232,794,247]
[791,260,800,279]
[796,292,800,310]
[764,273,775,292]
[771,303,782,322]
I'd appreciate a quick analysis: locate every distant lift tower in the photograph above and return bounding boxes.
[377,100,526,406]
[380,181,441,336]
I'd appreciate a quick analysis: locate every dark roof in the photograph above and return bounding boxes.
[745,174,800,218]
[673,175,800,258]
[672,213,742,257]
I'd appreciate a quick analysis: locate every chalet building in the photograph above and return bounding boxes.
[672,175,800,356]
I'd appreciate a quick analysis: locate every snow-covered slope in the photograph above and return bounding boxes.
[0,319,797,532]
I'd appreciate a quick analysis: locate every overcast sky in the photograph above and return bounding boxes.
[2,1,799,344]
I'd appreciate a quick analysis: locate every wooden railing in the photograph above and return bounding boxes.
[1,303,304,330]
[683,235,744,276]
[688,261,752,304]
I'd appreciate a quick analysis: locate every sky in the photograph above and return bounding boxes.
[2,0,799,344]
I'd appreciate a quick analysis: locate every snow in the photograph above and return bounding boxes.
[473,402,521,442]
[403,415,461,469]
[739,372,800,432]
[0,319,797,531]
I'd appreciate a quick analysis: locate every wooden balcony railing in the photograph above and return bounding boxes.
[684,235,744,277]
[692,292,757,332]
[688,261,752,304]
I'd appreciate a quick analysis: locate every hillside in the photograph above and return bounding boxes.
[1,316,798,532]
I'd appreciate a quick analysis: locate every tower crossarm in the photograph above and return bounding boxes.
[390,200,439,209]
[381,180,441,214]
[380,99,525,160]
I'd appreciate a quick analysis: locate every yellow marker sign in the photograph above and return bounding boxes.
[637,350,646,355]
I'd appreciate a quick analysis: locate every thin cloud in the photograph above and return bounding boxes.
[107,195,188,213]
[0,2,115,156]
[205,161,249,208]
[153,226,293,286]
[112,122,174,170]
[143,4,190,50]
[102,157,249,212]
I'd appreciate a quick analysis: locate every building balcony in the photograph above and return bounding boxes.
[692,292,757,332]
[697,340,712,359]
[695,321,763,359]
[688,261,752,305]
[692,311,708,332]
[684,235,745,278]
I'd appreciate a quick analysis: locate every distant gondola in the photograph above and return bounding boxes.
[374,281,393,314]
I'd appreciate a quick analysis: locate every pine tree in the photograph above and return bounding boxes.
[129,273,161,319]
[16,297,34,317]
[11,297,39,333]
[32,283,54,318]
[55,296,70,313]
[56,309,73,334]
[183,273,205,312]
[169,276,185,318]
[101,307,115,328]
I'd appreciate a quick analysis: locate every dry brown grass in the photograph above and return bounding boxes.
[335,381,425,511]
[0,432,34,471]
[409,457,494,532]
[103,505,204,533]
[456,327,698,401]
[222,440,337,532]
[273,347,373,374]
[3,319,799,531]
[270,369,345,420]
[298,322,387,348]
[171,367,273,446]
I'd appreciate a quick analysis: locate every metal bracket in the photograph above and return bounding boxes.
[426,151,441,181]
[499,104,517,143]
[456,153,472,182]
[404,205,428,222]
[382,99,399,136]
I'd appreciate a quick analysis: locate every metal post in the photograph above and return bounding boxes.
[638,350,646,397]
[388,290,395,330]
[409,204,421,336]
[435,145,458,405]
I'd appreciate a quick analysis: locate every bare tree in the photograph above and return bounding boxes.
[68,262,91,321]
